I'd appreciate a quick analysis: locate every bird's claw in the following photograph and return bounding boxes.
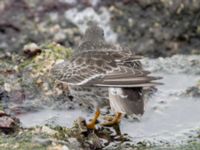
[101,112,122,127]
[86,121,96,129]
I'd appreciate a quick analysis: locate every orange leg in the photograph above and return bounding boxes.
[101,112,122,126]
[86,108,100,129]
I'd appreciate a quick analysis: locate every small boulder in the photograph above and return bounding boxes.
[0,111,20,134]
[23,43,42,57]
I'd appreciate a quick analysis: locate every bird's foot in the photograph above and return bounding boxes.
[103,115,114,122]
[101,112,122,127]
[86,121,96,129]
[86,108,100,129]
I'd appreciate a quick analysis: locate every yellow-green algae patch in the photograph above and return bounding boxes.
[0,129,48,150]
[19,42,72,74]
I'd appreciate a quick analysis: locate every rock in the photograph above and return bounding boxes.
[184,83,200,97]
[41,126,57,135]
[76,117,88,133]
[23,43,41,57]
[32,137,52,146]
[3,83,11,92]
[108,0,200,57]
[67,137,81,148]
[0,0,80,52]
[0,116,15,127]
[0,111,20,134]
[62,145,70,150]
[54,31,67,43]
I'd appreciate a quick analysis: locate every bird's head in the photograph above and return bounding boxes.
[83,22,105,42]
[75,22,110,54]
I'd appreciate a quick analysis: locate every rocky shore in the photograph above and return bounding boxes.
[1,0,200,57]
[0,43,200,149]
[0,0,200,149]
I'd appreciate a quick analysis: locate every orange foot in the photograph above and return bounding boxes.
[86,108,100,129]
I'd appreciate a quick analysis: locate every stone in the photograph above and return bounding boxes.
[41,126,57,135]
[0,111,20,134]
[23,43,42,57]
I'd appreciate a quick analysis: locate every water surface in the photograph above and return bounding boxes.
[17,73,200,144]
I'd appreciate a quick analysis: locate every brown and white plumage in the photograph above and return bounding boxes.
[51,23,161,115]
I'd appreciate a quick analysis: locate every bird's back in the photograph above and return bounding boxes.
[51,23,162,114]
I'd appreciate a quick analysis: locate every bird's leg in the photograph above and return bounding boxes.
[86,107,100,129]
[101,112,122,126]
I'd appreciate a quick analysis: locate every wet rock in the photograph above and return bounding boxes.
[67,137,81,148]
[32,137,52,146]
[0,111,20,134]
[23,43,42,57]
[0,124,199,150]
[51,117,131,149]
[76,117,88,133]
[184,83,200,97]
[53,31,67,43]
[41,126,58,136]
[0,116,14,127]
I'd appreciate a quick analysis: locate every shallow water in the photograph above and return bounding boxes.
[121,73,200,143]
[17,73,200,144]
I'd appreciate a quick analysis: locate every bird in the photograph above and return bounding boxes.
[51,23,161,129]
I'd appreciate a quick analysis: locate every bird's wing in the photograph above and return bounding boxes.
[51,50,162,87]
[93,66,162,87]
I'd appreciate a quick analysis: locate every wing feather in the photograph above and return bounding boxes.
[51,50,162,87]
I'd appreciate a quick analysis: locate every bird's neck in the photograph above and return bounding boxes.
[77,40,109,51]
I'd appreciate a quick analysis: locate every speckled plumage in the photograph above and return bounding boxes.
[51,23,161,114]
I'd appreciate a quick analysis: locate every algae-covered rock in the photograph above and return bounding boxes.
[51,117,130,150]
[0,128,49,150]
[0,43,73,114]
[1,116,199,150]
[0,117,128,150]
[1,122,200,150]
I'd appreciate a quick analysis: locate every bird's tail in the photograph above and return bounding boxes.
[109,87,144,115]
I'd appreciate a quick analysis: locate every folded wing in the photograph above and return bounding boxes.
[51,50,162,87]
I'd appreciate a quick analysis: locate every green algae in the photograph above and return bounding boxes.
[0,103,3,111]
[0,121,200,150]
[19,43,72,71]
[0,130,48,150]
